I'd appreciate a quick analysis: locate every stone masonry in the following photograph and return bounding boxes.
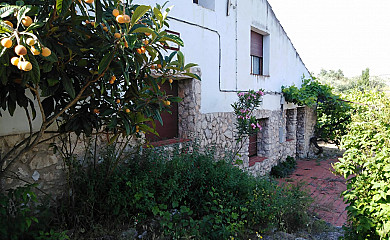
[178,76,317,176]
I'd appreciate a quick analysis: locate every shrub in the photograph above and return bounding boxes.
[59,142,312,239]
[0,184,38,240]
[270,155,297,178]
[334,90,390,239]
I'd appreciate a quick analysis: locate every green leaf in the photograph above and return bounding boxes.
[56,0,72,16]
[184,63,198,70]
[153,7,163,23]
[7,96,16,116]
[27,53,40,84]
[177,51,184,67]
[160,34,184,47]
[131,27,155,36]
[183,72,201,80]
[47,78,59,86]
[131,5,151,26]
[25,22,44,31]
[98,50,114,75]
[95,0,102,25]
[0,21,13,33]
[0,6,18,18]
[62,75,75,98]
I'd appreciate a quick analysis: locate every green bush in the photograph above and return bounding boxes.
[334,90,390,239]
[0,184,38,240]
[59,143,312,239]
[270,156,297,178]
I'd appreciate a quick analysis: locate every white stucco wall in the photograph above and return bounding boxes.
[137,0,309,113]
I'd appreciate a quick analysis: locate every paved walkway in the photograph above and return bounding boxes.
[282,158,348,227]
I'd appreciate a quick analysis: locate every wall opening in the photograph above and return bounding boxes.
[248,133,257,157]
[286,109,296,141]
[146,81,179,142]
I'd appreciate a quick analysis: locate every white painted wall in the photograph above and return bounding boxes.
[137,0,309,113]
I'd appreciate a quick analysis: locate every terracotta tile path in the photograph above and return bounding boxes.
[281,158,348,227]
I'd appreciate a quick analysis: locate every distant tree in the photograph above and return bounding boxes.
[318,68,386,93]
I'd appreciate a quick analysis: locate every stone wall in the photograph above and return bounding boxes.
[178,78,317,176]
[0,133,66,195]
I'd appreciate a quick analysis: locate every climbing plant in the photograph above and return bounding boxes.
[282,77,352,152]
[0,0,198,177]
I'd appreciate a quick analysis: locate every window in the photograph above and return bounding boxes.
[193,0,215,11]
[251,31,263,75]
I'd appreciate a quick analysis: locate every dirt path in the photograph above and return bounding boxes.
[283,158,348,227]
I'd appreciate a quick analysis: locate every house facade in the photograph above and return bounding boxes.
[140,0,316,175]
[0,0,316,193]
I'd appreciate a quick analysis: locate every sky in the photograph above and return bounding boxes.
[267,0,390,78]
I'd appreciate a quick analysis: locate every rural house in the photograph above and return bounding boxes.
[138,0,316,175]
[0,0,316,193]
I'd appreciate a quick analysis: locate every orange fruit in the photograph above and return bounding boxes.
[21,61,32,71]
[15,45,27,55]
[157,85,161,90]
[93,108,100,114]
[114,32,121,39]
[1,38,12,48]
[112,9,119,17]
[84,0,94,4]
[101,23,105,27]
[85,20,90,24]
[157,64,162,69]
[26,38,35,46]
[41,47,51,57]
[136,48,142,54]
[31,46,40,55]
[4,20,13,28]
[90,21,95,27]
[103,26,108,32]
[150,65,155,69]
[125,109,130,113]
[116,99,120,104]
[143,40,149,45]
[136,125,139,132]
[116,15,125,24]
[10,57,19,66]
[124,40,129,48]
[140,46,146,54]
[123,15,130,23]
[111,75,116,82]
[164,100,171,106]
[22,16,32,27]
[169,79,173,84]
[145,32,151,36]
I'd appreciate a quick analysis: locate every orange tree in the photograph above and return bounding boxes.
[0,0,199,177]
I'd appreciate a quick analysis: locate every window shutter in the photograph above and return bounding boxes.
[251,31,263,57]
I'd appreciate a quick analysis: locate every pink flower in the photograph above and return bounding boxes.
[257,90,264,96]
[257,122,262,130]
[238,92,245,97]
[251,123,256,129]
